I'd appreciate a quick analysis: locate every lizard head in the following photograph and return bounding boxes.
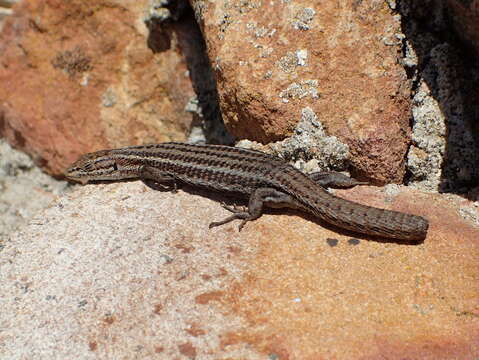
[65,150,129,184]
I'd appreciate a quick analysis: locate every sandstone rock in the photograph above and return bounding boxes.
[190,0,412,183]
[0,0,195,175]
[1,181,478,358]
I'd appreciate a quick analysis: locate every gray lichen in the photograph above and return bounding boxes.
[145,0,187,23]
[292,7,316,31]
[272,107,349,171]
[279,80,319,103]
[407,43,479,192]
[238,108,350,173]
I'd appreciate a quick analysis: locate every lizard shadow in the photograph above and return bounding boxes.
[165,184,425,246]
[85,179,424,246]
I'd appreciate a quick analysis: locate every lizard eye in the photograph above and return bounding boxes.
[84,163,95,171]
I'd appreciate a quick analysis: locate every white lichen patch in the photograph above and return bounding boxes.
[271,107,350,171]
[296,49,308,66]
[277,52,299,73]
[279,80,319,103]
[459,203,479,227]
[277,50,308,72]
[292,7,315,30]
[101,88,117,108]
[236,108,350,172]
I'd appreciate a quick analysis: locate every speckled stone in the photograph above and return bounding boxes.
[1,181,477,358]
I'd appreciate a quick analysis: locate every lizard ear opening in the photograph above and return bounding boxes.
[113,162,118,171]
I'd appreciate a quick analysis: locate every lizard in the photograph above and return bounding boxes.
[65,142,429,241]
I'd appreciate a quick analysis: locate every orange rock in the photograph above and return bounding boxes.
[0,0,195,175]
[1,182,478,358]
[190,0,412,183]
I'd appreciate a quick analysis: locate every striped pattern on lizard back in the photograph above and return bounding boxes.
[107,142,289,194]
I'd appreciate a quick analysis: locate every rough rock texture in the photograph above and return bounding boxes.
[407,44,479,193]
[0,1,15,32]
[190,0,413,184]
[1,181,478,359]
[400,1,479,193]
[236,107,351,174]
[145,0,231,146]
[0,0,196,175]
[446,0,479,55]
[0,138,68,244]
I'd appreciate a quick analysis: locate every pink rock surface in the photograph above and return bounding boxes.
[0,0,195,175]
[1,182,478,358]
[191,0,412,183]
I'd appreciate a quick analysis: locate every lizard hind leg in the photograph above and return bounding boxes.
[209,187,298,231]
[208,206,250,231]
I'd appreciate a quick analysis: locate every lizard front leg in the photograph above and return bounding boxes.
[139,165,180,192]
[209,187,300,231]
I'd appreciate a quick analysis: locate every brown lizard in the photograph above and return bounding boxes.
[65,142,429,241]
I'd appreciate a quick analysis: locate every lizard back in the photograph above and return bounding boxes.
[103,142,288,194]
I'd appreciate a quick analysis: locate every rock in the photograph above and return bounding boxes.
[0,138,68,244]
[0,0,195,175]
[190,0,413,183]
[446,0,479,56]
[1,181,478,358]
[399,2,479,192]
[0,0,17,38]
